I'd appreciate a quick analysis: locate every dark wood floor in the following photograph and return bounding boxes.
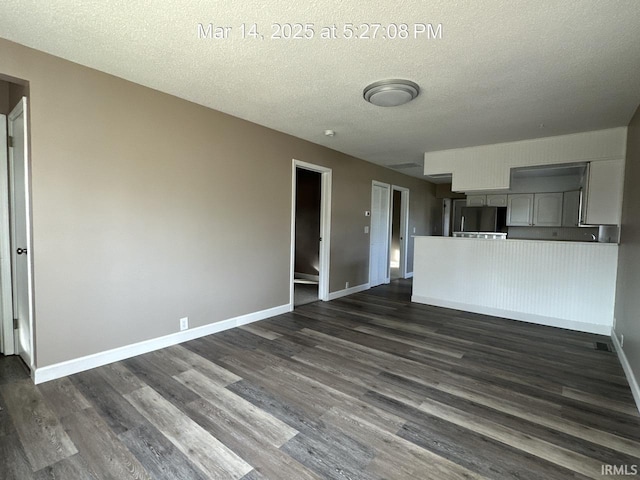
[1,279,639,479]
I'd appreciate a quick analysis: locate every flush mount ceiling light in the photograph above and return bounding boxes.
[363,79,420,107]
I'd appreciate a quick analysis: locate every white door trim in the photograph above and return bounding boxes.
[290,159,332,308]
[8,97,35,370]
[0,114,14,355]
[391,185,410,279]
[369,180,391,287]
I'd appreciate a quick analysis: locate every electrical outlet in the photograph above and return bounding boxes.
[621,334,624,348]
[346,281,350,289]
[179,317,189,331]
[413,227,416,234]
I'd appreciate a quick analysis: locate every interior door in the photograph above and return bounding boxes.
[8,97,34,368]
[0,114,14,355]
[370,182,390,287]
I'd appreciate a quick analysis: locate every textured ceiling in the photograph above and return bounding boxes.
[1,0,640,179]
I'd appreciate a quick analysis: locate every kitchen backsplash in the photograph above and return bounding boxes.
[507,226,600,242]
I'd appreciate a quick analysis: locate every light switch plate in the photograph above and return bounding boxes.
[364,226,369,234]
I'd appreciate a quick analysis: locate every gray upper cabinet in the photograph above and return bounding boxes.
[486,194,507,207]
[507,193,563,227]
[533,192,563,227]
[581,159,624,225]
[507,194,534,226]
[466,195,486,207]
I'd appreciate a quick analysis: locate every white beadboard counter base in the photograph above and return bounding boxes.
[412,237,619,335]
[411,295,611,335]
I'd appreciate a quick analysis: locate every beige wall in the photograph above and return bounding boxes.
[435,183,465,199]
[615,104,640,391]
[0,39,437,367]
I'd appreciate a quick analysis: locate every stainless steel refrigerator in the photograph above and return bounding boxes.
[459,206,498,233]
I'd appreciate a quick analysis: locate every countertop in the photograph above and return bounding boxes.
[413,235,618,246]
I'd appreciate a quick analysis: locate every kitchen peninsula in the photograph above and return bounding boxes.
[412,236,618,335]
[417,128,628,335]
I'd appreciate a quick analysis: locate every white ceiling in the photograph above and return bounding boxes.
[1,1,639,179]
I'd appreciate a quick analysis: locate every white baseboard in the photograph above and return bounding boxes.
[411,295,612,336]
[327,283,370,301]
[294,272,319,282]
[33,303,290,384]
[405,271,414,279]
[611,328,640,414]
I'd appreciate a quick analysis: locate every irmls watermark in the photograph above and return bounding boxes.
[601,464,638,476]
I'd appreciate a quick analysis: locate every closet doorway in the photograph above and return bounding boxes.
[290,160,332,308]
[389,186,409,279]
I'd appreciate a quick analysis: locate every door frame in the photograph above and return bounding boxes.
[8,97,35,369]
[290,159,332,308]
[369,180,391,287]
[390,185,410,279]
[0,114,14,355]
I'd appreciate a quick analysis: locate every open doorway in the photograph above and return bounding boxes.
[390,189,402,279]
[389,186,409,279]
[371,182,409,286]
[294,168,321,306]
[290,160,332,308]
